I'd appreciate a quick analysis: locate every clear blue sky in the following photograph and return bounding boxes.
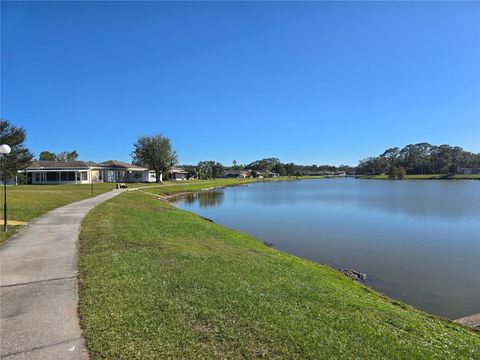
[2,1,479,166]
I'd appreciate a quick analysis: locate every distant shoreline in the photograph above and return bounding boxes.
[356,174,480,180]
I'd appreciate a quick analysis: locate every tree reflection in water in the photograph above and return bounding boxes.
[180,190,224,208]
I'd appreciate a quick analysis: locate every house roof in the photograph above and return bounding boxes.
[226,169,250,175]
[27,160,148,171]
[98,160,147,170]
[26,160,99,170]
[169,166,188,173]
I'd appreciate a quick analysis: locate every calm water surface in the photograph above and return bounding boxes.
[172,179,480,319]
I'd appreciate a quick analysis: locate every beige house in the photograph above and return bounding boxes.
[224,169,252,179]
[25,160,158,184]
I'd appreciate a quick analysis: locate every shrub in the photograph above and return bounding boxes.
[388,166,399,180]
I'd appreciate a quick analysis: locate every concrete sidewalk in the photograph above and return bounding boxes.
[1,190,124,359]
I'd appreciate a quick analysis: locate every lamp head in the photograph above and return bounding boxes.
[0,144,11,155]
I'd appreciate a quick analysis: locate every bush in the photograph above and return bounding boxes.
[388,166,399,180]
[398,167,406,180]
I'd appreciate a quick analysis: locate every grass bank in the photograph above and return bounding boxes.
[357,174,480,180]
[79,191,479,359]
[0,183,120,243]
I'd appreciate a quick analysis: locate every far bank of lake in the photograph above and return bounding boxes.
[172,178,480,320]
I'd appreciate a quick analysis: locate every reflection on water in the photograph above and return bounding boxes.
[172,179,480,319]
[177,190,224,208]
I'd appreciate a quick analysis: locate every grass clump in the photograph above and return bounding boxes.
[79,191,479,359]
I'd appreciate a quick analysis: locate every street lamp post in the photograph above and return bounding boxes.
[91,173,94,197]
[0,144,12,232]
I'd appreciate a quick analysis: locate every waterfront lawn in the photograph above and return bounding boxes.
[0,183,118,243]
[79,191,479,359]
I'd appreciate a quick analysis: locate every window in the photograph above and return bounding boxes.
[46,172,58,182]
[81,172,88,181]
[60,172,75,181]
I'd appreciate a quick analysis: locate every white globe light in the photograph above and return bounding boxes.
[0,144,11,154]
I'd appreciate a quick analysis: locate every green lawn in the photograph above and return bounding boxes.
[0,183,119,243]
[358,174,480,180]
[79,191,479,359]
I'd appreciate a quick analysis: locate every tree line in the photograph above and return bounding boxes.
[176,158,355,180]
[242,158,355,176]
[1,118,478,184]
[38,150,79,162]
[356,143,479,177]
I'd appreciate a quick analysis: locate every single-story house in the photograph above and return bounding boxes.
[252,170,265,178]
[225,169,252,179]
[460,168,480,175]
[169,167,188,181]
[25,160,158,184]
[249,170,280,178]
[98,160,158,183]
[265,170,280,178]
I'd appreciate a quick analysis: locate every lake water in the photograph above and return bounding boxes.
[171,179,480,319]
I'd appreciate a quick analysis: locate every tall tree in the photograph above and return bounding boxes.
[356,157,389,175]
[131,134,177,183]
[66,150,78,161]
[450,146,465,174]
[231,160,242,170]
[196,161,224,179]
[284,162,297,176]
[272,163,287,176]
[357,143,478,175]
[197,161,213,179]
[431,145,452,174]
[39,151,56,161]
[246,158,280,171]
[381,147,400,169]
[0,119,34,181]
[56,150,78,162]
[211,162,225,179]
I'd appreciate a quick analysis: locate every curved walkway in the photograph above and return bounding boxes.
[0,190,125,359]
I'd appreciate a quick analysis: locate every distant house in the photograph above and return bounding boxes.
[98,160,158,183]
[265,170,280,178]
[169,166,188,181]
[251,170,265,178]
[248,170,280,178]
[303,170,327,176]
[225,169,251,179]
[460,168,480,175]
[25,160,158,184]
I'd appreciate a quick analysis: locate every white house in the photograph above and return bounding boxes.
[169,167,188,181]
[25,160,159,184]
[98,160,158,183]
